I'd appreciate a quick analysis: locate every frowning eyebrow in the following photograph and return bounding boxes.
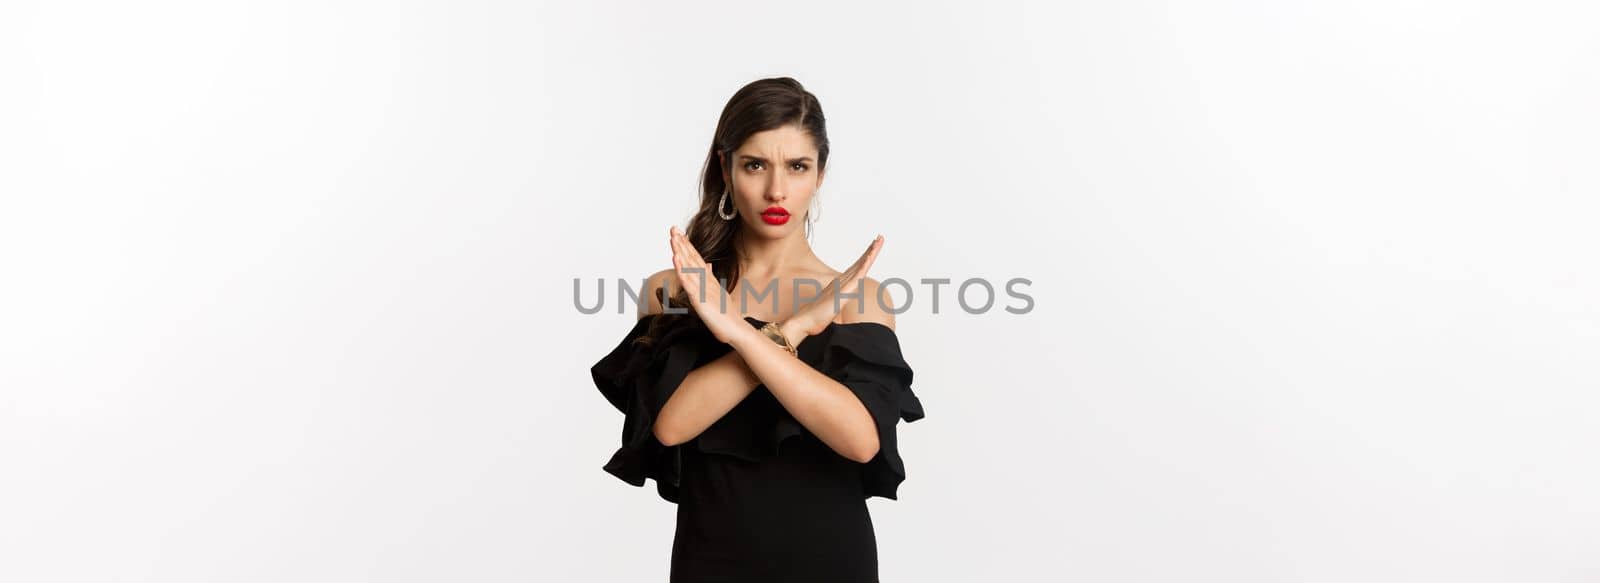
[737,155,814,164]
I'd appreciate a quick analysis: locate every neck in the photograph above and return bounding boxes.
[735,228,815,280]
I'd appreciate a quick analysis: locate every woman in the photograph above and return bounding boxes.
[590,77,926,582]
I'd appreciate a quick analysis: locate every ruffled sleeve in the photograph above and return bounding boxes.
[590,313,726,504]
[808,321,927,501]
[592,314,927,503]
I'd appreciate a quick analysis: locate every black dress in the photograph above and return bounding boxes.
[591,313,926,582]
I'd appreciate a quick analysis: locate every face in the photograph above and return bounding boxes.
[719,124,825,238]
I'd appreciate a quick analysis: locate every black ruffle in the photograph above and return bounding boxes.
[799,318,926,500]
[591,313,724,504]
[591,314,925,503]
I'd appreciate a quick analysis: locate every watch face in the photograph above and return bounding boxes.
[759,324,795,354]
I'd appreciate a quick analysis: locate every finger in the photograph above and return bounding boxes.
[857,234,880,259]
[671,226,686,261]
[672,234,711,301]
[860,236,883,275]
[675,243,700,280]
[840,238,884,297]
[672,242,690,289]
[859,235,883,268]
[842,236,881,278]
[838,236,881,285]
[680,233,708,267]
[672,252,685,295]
[673,229,698,267]
[675,231,702,276]
[671,234,696,288]
[857,246,879,280]
[678,236,700,271]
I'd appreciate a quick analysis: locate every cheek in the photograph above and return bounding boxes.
[787,175,816,196]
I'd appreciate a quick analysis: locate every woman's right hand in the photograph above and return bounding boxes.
[670,225,751,345]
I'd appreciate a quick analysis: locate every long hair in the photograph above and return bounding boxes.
[634,77,831,348]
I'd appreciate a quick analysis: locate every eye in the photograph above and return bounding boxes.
[744,161,762,171]
[791,163,809,171]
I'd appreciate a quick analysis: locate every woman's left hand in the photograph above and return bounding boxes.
[670,225,750,345]
[782,234,885,341]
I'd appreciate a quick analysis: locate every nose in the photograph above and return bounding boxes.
[763,169,785,202]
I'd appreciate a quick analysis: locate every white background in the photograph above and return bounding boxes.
[3,1,1597,581]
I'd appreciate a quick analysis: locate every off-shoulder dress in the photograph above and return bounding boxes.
[591,314,926,582]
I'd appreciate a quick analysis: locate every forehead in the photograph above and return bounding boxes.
[736,125,818,155]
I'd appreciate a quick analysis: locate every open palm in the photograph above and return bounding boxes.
[669,225,747,344]
[787,235,885,337]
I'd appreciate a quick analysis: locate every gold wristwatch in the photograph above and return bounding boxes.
[758,321,799,357]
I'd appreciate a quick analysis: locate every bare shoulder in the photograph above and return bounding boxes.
[838,276,897,331]
[638,268,677,319]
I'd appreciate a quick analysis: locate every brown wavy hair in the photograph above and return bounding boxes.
[633,76,831,349]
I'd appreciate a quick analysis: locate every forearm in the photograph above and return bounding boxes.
[729,324,880,463]
[653,348,761,446]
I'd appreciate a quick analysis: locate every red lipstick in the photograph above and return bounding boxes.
[761,206,790,225]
